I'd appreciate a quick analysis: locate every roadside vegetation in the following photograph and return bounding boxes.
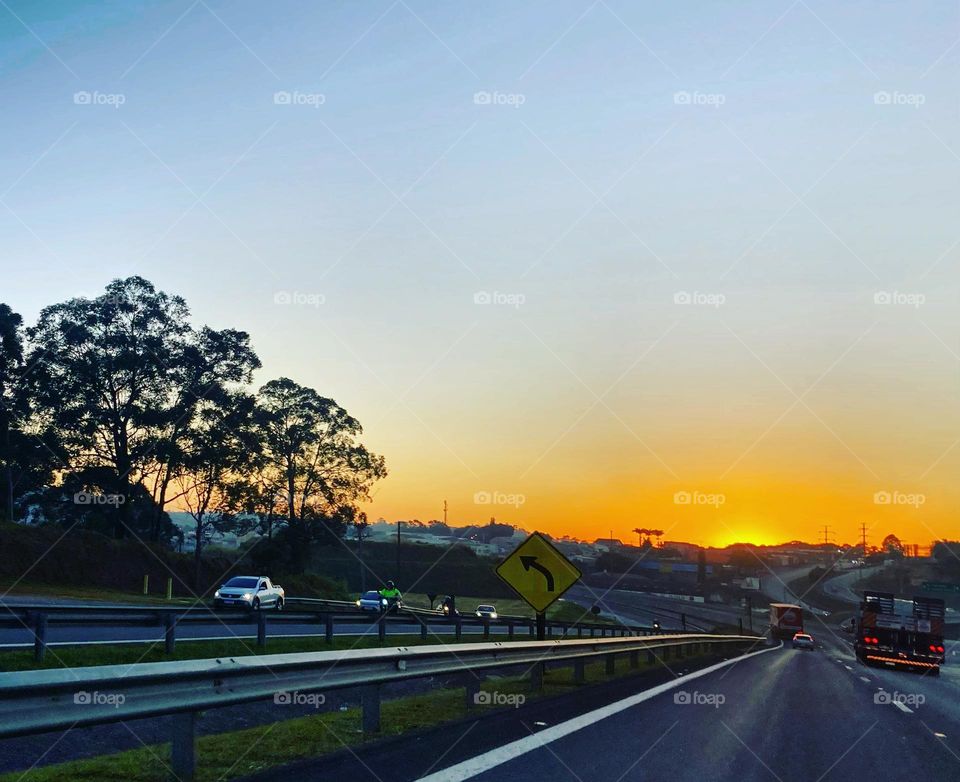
[0,645,717,782]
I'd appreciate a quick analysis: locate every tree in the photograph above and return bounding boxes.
[632,527,648,546]
[26,278,259,540]
[252,377,387,556]
[0,304,60,522]
[881,533,904,555]
[172,390,260,588]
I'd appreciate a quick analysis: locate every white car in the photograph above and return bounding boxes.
[356,590,389,613]
[213,576,284,611]
[792,632,815,650]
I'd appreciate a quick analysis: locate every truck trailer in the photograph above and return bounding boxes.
[769,603,804,640]
[854,590,945,675]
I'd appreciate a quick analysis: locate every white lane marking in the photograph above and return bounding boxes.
[417,642,784,782]
[892,700,913,714]
[859,676,871,683]
[934,732,946,738]
[844,665,853,671]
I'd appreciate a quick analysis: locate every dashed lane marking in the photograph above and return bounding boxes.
[892,701,913,714]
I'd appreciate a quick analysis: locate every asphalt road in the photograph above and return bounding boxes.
[248,630,960,782]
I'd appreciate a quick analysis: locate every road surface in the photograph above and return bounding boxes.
[244,631,960,782]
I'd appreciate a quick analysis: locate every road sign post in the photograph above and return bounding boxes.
[495,532,582,621]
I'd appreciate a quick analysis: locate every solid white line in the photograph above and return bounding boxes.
[859,676,870,683]
[417,642,783,782]
[892,700,913,714]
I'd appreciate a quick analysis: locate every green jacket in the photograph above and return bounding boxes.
[380,587,402,599]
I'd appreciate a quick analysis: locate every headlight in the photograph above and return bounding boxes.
[356,600,361,607]
[214,590,220,598]
[242,593,252,600]
[381,599,388,606]
[491,612,498,619]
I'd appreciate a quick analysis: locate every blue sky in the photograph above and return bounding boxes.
[1,1,958,544]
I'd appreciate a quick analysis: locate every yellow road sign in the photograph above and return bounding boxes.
[495,532,582,613]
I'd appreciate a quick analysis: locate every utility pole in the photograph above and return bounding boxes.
[396,521,403,582]
[443,499,447,525]
[859,522,868,583]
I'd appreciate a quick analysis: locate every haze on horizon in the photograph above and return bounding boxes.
[2,1,957,549]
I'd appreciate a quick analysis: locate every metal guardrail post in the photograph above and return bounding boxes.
[528,623,535,638]
[465,675,484,708]
[507,622,514,640]
[420,618,428,641]
[164,614,176,655]
[170,711,196,782]
[325,614,334,644]
[482,619,490,640]
[361,685,381,733]
[143,575,149,595]
[256,611,267,648]
[378,615,386,644]
[530,662,544,691]
[166,578,173,600]
[33,613,47,662]
[455,619,462,641]
[577,625,583,638]
[573,658,585,683]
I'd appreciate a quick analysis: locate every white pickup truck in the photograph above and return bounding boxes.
[213,575,284,611]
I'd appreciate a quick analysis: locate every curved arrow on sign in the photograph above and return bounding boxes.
[520,555,555,591]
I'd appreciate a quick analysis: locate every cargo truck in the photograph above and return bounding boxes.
[769,603,804,640]
[854,590,945,675]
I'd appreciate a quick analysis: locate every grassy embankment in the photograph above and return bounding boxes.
[0,645,718,782]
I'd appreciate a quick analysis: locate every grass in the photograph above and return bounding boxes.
[0,632,480,673]
[1,643,711,782]
[1,582,197,605]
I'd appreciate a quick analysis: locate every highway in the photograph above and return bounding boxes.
[243,631,960,782]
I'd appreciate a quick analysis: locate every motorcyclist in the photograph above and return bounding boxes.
[379,581,402,612]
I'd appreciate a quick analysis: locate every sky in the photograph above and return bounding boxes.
[1,1,958,548]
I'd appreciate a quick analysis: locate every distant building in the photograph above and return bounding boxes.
[593,538,624,552]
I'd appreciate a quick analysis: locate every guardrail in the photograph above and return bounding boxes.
[0,601,708,661]
[0,631,764,780]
